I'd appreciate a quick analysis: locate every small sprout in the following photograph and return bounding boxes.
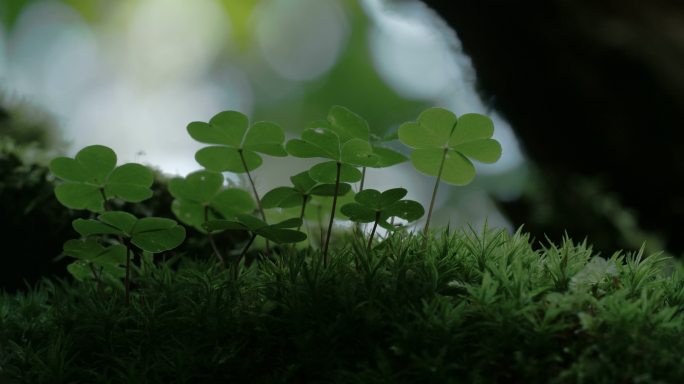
[399,108,502,236]
[204,214,306,278]
[49,145,153,212]
[73,211,186,302]
[341,188,424,251]
[168,170,255,264]
[262,170,352,230]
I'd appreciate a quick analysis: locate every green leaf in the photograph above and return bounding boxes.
[75,145,117,184]
[258,227,307,244]
[195,146,262,173]
[371,146,407,168]
[98,211,138,235]
[411,148,476,185]
[54,183,104,212]
[237,214,268,231]
[262,187,301,209]
[72,218,123,237]
[448,113,494,146]
[297,128,341,160]
[326,105,370,142]
[204,219,248,232]
[310,183,351,196]
[341,138,378,167]
[211,188,256,217]
[399,108,456,149]
[384,200,424,222]
[242,121,287,156]
[309,161,362,183]
[187,111,248,147]
[49,157,88,182]
[171,199,206,230]
[380,188,408,207]
[355,189,382,209]
[130,217,185,253]
[67,261,92,281]
[290,171,318,193]
[270,217,303,229]
[50,145,153,211]
[105,163,154,203]
[63,238,106,260]
[452,139,502,163]
[168,170,223,203]
[340,203,376,223]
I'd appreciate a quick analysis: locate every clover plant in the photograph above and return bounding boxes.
[307,106,407,191]
[399,108,502,235]
[204,215,306,278]
[50,145,185,303]
[286,106,380,264]
[187,111,287,225]
[261,170,352,231]
[341,188,424,251]
[168,170,255,264]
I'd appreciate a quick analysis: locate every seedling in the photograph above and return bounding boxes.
[286,106,378,264]
[72,211,185,302]
[399,108,502,235]
[50,145,185,303]
[204,215,306,278]
[341,188,424,251]
[187,111,287,227]
[261,170,352,231]
[168,170,255,264]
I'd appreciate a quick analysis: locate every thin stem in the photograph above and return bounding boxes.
[323,162,342,266]
[99,188,111,211]
[238,149,269,253]
[423,147,449,237]
[359,167,367,192]
[367,211,381,252]
[204,206,225,266]
[124,244,131,306]
[238,149,266,221]
[233,233,257,280]
[297,195,308,232]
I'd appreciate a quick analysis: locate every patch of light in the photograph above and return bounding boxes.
[365,0,460,99]
[7,2,95,112]
[66,79,241,177]
[253,0,348,81]
[122,0,229,85]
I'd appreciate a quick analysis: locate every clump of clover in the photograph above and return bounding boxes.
[187,111,288,252]
[399,108,502,236]
[286,106,407,264]
[341,188,424,251]
[168,170,255,265]
[49,145,185,304]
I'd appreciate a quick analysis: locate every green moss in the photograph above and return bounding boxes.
[1,229,682,383]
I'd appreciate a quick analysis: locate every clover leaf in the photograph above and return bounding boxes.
[399,108,501,185]
[73,211,186,253]
[49,145,153,212]
[168,170,255,232]
[63,238,127,282]
[187,111,287,173]
[399,108,502,235]
[341,188,424,250]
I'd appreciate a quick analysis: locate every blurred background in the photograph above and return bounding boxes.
[2,0,682,290]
